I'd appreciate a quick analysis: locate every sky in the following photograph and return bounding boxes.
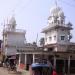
[0,0,75,43]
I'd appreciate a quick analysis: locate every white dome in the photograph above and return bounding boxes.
[58,10,64,18]
[50,6,64,17]
[9,16,16,25]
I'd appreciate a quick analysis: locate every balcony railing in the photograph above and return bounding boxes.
[3,28,26,33]
[42,23,72,32]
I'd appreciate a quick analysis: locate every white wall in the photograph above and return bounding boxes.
[7,33,25,46]
[45,30,57,45]
[4,32,26,55]
[5,47,17,55]
[57,29,69,44]
[45,29,70,45]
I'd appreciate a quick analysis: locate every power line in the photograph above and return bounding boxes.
[11,0,24,14]
[8,0,33,16]
[18,0,33,13]
[60,0,75,8]
[12,0,33,15]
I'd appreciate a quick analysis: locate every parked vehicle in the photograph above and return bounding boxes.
[30,63,53,75]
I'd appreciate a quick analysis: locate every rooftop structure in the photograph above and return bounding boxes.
[2,16,26,56]
[42,4,73,52]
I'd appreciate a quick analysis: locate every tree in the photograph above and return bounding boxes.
[32,42,37,46]
[67,22,72,27]
[39,37,46,63]
[39,37,45,47]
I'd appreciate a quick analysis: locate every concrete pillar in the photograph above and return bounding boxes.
[63,60,65,73]
[19,54,21,66]
[25,54,27,64]
[33,54,35,63]
[68,56,70,75]
[54,55,56,68]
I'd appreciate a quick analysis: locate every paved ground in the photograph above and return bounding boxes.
[22,70,30,75]
[0,67,22,75]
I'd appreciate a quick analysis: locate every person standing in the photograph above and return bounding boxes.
[52,68,57,75]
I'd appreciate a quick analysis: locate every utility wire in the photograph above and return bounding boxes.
[60,0,75,8]
[11,0,24,15]
[17,0,33,13]
[11,0,33,15]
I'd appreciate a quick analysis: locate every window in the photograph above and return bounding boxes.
[48,48,53,51]
[61,20,64,24]
[12,25,15,29]
[49,37,52,41]
[61,36,65,40]
[54,36,56,40]
[57,18,60,24]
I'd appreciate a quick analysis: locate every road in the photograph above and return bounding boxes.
[0,67,21,75]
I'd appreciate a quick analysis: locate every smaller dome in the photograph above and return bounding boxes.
[50,6,61,16]
[9,16,16,25]
[58,10,64,18]
[50,6,64,18]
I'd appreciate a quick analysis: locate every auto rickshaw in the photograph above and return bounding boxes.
[30,63,53,75]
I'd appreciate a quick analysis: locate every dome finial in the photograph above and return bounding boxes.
[55,0,57,7]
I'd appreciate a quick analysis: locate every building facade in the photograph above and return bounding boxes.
[2,16,26,56]
[41,4,75,74]
[17,4,75,75]
[1,4,75,75]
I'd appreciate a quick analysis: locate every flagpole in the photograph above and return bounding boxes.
[36,33,38,45]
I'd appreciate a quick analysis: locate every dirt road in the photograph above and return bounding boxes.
[0,67,20,75]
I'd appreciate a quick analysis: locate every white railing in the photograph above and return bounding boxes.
[3,28,26,33]
[42,23,72,32]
